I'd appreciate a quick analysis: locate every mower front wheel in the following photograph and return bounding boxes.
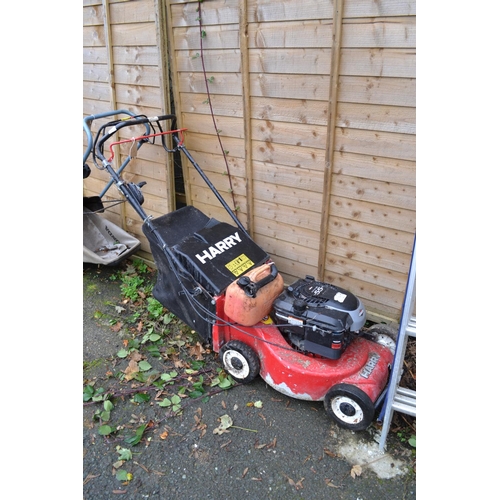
[324,384,375,431]
[220,341,260,384]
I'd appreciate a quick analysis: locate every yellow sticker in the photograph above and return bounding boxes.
[225,254,254,277]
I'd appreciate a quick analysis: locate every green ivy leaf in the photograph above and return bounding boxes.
[133,393,150,404]
[98,424,114,436]
[115,469,129,481]
[117,349,129,358]
[117,447,132,461]
[125,424,147,446]
[138,360,152,371]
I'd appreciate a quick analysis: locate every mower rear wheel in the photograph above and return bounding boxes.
[220,341,260,384]
[367,323,398,354]
[324,384,375,431]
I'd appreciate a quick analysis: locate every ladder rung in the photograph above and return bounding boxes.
[391,386,416,416]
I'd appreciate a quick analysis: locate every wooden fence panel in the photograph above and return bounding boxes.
[83,0,173,263]
[82,0,416,323]
[166,0,416,322]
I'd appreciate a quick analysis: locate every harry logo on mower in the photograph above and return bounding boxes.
[195,231,243,264]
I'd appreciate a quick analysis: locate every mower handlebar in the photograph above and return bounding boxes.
[94,114,178,163]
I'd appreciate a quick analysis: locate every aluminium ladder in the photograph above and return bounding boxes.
[378,236,416,451]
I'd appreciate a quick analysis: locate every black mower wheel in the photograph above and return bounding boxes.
[367,323,398,354]
[220,341,260,384]
[324,384,375,431]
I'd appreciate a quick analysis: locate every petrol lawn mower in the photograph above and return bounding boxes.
[83,110,395,431]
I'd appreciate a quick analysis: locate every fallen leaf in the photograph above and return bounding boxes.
[213,414,233,435]
[242,467,248,478]
[350,464,362,478]
[130,351,142,362]
[123,360,139,381]
[267,437,277,449]
[325,479,341,488]
[111,322,123,332]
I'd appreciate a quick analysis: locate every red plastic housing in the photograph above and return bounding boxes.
[212,295,393,403]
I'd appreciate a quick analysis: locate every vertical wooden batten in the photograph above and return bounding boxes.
[318,0,344,281]
[239,0,254,236]
[102,0,126,228]
[155,0,175,213]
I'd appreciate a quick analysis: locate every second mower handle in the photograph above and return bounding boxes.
[95,114,178,163]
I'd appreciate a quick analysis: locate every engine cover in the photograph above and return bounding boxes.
[271,276,366,360]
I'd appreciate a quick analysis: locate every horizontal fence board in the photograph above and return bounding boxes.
[340,48,416,78]
[250,73,331,100]
[252,140,326,171]
[173,24,240,50]
[112,45,160,65]
[335,127,416,161]
[256,231,319,268]
[170,1,239,27]
[83,4,103,26]
[247,0,334,23]
[332,151,416,187]
[329,195,416,233]
[177,47,416,78]
[179,93,331,126]
[114,83,163,108]
[251,121,328,149]
[83,80,110,101]
[177,71,242,96]
[111,23,158,46]
[325,254,408,293]
[249,48,332,75]
[343,0,416,18]
[342,17,416,48]
[83,63,109,83]
[254,199,322,232]
[327,216,415,254]
[326,234,412,275]
[83,25,106,47]
[251,97,329,125]
[114,64,163,86]
[181,110,244,138]
[332,175,416,211]
[249,20,334,48]
[252,162,324,191]
[337,102,416,135]
[338,76,416,107]
[253,216,320,250]
[252,179,324,213]
[83,47,108,64]
[109,0,156,24]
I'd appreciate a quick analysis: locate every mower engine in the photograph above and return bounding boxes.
[271,275,366,360]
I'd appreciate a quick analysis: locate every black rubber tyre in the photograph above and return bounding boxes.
[324,383,375,431]
[367,323,398,354]
[220,341,260,383]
